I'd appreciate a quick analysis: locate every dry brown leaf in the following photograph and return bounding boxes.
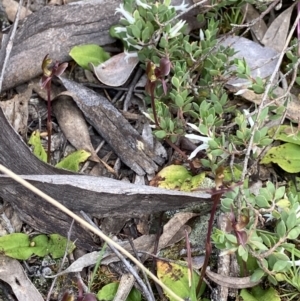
[158,212,198,250]
[205,267,262,289]
[0,87,31,138]
[242,4,267,43]
[52,95,100,162]
[261,4,295,52]
[226,85,300,122]
[91,52,139,87]
[0,255,44,301]
[2,0,31,21]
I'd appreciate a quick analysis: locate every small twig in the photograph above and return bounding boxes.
[80,211,155,301]
[123,67,143,111]
[46,220,74,301]
[128,237,155,301]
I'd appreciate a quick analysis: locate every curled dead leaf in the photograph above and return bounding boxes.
[90,52,139,87]
[205,268,262,289]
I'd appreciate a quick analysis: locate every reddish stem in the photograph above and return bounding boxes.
[196,191,222,296]
[46,81,52,163]
[150,90,160,128]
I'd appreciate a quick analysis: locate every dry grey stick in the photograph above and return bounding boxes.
[80,211,155,301]
[46,220,75,301]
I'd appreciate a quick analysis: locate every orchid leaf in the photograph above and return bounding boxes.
[55,150,91,172]
[260,143,300,173]
[69,44,110,70]
[28,130,47,162]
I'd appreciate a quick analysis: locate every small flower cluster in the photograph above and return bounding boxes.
[113,0,188,56]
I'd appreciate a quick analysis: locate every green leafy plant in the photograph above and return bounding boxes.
[213,182,300,286]
[109,0,300,296]
[0,233,75,260]
[28,130,91,172]
[110,0,273,175]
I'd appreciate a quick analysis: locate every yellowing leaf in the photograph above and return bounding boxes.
[156,260,200,301]
[260,143,300,173]
[28,130,47,162]
[269,125,300,145]
[150,165,206,192]
[55,150,91,172]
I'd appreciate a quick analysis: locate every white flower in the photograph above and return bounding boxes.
[115,4,135,24]
[185,122,212,159]
[123,35,142,51]
[168,20,186,38]
[199,29,204,41]
[172,0,189,12]
[124,50,138,63]
[136,0,151,9]
[114,26,127,34]
[263,213,275,223]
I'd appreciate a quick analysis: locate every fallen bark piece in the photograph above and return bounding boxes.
[52,95,100,162]
[0,174,210,250]
[59,77,163,175]
[0,255,44,301]
[1,0,120,91]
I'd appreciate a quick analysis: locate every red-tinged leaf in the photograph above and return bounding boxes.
[54,62,68,76]
[161,78,168,95]
[159,57,171,76]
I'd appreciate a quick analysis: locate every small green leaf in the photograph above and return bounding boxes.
[171,76,180,89]
[155,130,167,139]
[28,131,47,162]
[274,186,285,200]
[175,94,184,107]
[97,282,141,301]
[276,220,286,238]
[129,24,141,39]
[255,195,269,208]
[69,44,110,70]
[48,234,76,259]
[286,212,297,230]
[142,27,151,41]
[55,150,91,172]
[252,84,265,94]
[272,260,291,272]
[250,269,265,282]
[287,226,300,239]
